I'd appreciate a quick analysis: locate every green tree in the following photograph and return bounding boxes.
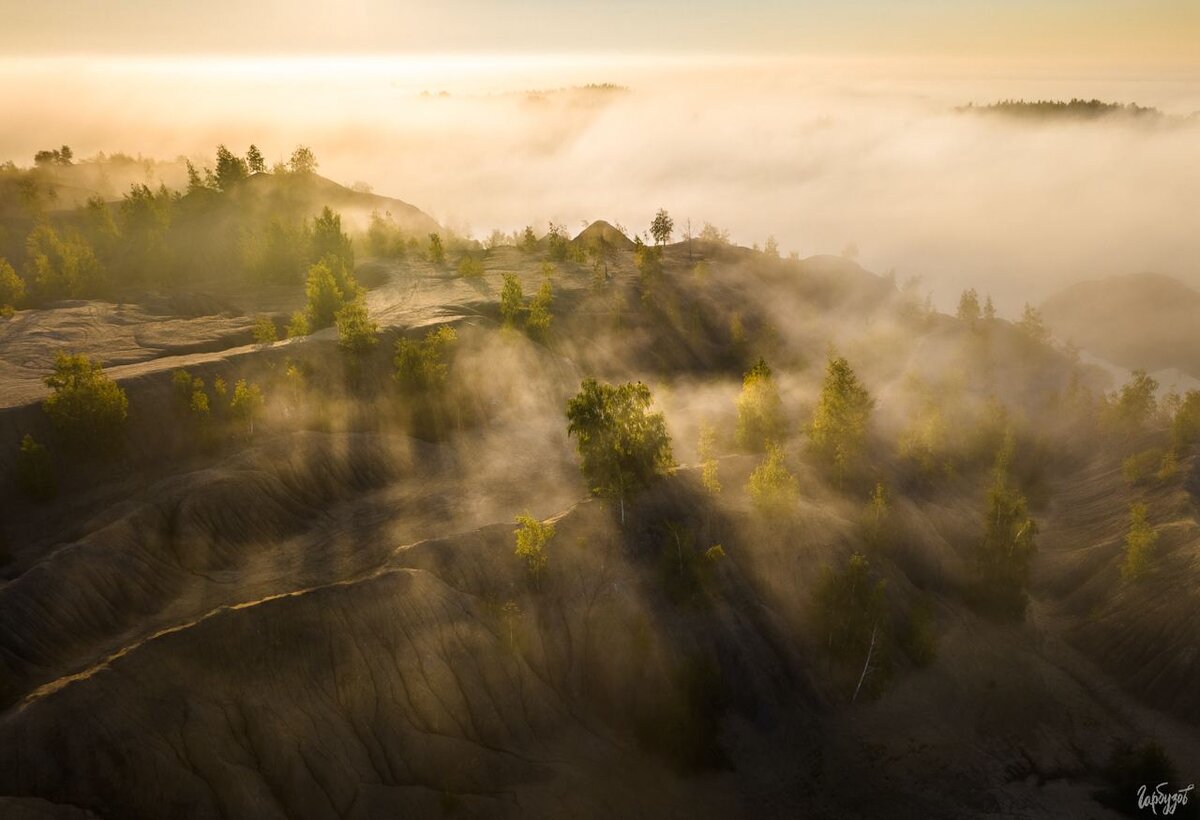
[526,279,553,339]
[865,481,890,548]
[519,226,538,253]
[304,259,344,330]
[311,207,354,272]
[566,379,675,524]
[809,356,874,475]
[1172,390,1200,451]
[1108,370,1158,432]
[956,288,980,323]
[394,325,457,391]
[118,183,173,284]
[16,434,56,500]
[246,144,266,174]
[974,435,1037,618]
[214,144,248,190]
[0,257,24,310]
[811,552,890,700]
[514,513,554,589]
[457,254,484,277]
[983,295,997,320]
[288,145,318,175]
[428,233,445,265]
[1017,303,1049,345]
[650,208,674,246]
[286,311,310,338]
[1121,502,1157,581]
[545,222,568,262]
[25,224,105,300]
[736,358,785,451]
[335,298,378,353]
[747,444,799,517]
[500,273,524,327]
[252,315,278,345]
[698,422,721,495]
[42,353,128,452]
[229,379,264,435]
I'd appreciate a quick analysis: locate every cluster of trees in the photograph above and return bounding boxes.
[394,325,457,392]
[13,353,129,500]
[0,144,337,309]
[498,273,554,338]
[171,368,265,438]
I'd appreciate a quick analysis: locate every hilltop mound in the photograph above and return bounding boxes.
[242,172,441,236]
[1042,272,1200,378]
[572,220,635,251]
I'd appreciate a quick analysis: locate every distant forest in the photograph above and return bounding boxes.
[958,98,1167,120]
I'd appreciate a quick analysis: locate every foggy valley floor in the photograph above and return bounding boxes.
[0,162,1198,818]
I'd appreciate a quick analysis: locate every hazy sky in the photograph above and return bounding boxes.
[2,0,1199,67]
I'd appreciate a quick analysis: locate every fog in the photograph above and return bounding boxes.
[2,54,1199,312]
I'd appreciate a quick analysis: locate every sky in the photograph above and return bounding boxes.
[2,0,1199,68]
[2,0,1198,312]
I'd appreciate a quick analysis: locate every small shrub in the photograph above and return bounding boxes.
[335,298,378,353]
[514,513,554,589]
[1121,502,1158,581]
[16,434,56,500]
[252,315,278,344]
[457,255,484,277]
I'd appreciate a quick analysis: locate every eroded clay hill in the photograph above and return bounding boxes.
[1,236,1197,819]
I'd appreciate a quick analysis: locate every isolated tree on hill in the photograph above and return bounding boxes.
[983,295,997,321]
[514,513,554,589]
[0,258,25,310]
[650,208,674,247]
[42,353,128,452]
[747,444,799,517]
[229,379,264,435]
[311,206,355,271]
[394,325,457,391]
[865,481,890,548]
[545,222,568,262]
[812,552,890,700]
[500,273,524,327]
[16,434,56,501]
[974,434,1037,618]
[428,233,446,265]
[956,289,981,323]
[698,422,721,496]
[763,235,780,259]
[246,144,266,174]
[335,298,378,353]
[1108,370,1158,432]
[252,315,278,345]
[1121,502,1157,581]
[1017,303,1050,345]
[736,358,785,452]
[809,355,875,476]
[519,226,538,253]
[34,146,73,167]
[526,279,553,339]
[289,145,318,175]
[566,379,675,524]
[304,259,344,330]
[1171,390,1200,451]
